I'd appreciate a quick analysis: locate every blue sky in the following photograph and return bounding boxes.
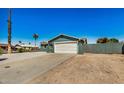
[1,8,124,45]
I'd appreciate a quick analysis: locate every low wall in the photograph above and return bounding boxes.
[79,43,124,54]
[41,46,54,53]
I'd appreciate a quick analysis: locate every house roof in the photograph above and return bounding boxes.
[41,41,48,45]
[48,34,79,42]
[0,43,8,46]
[0,43,14,47]
[15,44,37,48]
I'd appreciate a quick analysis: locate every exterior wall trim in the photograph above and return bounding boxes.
[54,41,78,44]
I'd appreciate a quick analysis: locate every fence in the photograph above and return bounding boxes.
[40,45,54,53]
[79,43,124,54]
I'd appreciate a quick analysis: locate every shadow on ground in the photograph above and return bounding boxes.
[122,45,124,54]
[0,58,8,61]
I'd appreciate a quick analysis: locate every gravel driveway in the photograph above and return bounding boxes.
[0,53,75,84]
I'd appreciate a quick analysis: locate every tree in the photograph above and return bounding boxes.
[19,41,22,44]
[33,33,39,47]
[0,48,3,55]
[29,42,31,45]
[97,37,119,43]
[8,8,12,54]
[109,38,119,43]
[97,37,109,43]
[41,41,48,48]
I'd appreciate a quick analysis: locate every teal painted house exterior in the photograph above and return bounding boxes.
[47,34,84,54]
[41,34,124,54]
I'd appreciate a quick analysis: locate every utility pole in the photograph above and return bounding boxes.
[8,8,12,54]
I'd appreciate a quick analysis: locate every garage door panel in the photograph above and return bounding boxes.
[54,42,77,53]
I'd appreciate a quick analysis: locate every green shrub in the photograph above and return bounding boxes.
[0,48,3,55]
[17,48,25,53]
[109,38,119,43]
[17,48,31,53]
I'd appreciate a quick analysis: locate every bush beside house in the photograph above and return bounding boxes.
[17,48,25,53]
[0,48,3,55]
[17,48,32,53]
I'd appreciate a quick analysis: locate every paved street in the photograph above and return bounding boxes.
[0,53,75,84]
[0,52,47,65]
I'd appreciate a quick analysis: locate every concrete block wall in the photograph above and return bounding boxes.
[79,43,124,54]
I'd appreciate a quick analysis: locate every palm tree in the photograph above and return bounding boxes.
[8,8,12,54]
[33,33,39,47]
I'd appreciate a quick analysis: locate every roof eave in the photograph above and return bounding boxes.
[48,34,79,42]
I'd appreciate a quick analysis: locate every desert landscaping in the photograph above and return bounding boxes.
[29,53,124,84]
[1,52,124,84]
[1,8,124,84]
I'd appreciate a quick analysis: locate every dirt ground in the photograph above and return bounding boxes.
[29,53,124,84]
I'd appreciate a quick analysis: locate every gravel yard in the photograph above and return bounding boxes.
[29,53,124,84]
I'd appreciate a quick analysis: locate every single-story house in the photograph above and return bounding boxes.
[40,41,48,48]
[0,43,15,53]
[47,34,86,54]
[41,34,124,54]
[15,44,39,50]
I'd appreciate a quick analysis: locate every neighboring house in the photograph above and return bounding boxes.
[15,44,22,49]
[40,41,48,48]
[0,43,15,53]
[15,43,40,52]
[47,34,86,54]
[40,41,49,52]
[15,44,39,50]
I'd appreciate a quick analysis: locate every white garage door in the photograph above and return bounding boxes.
[54,42,78,53]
